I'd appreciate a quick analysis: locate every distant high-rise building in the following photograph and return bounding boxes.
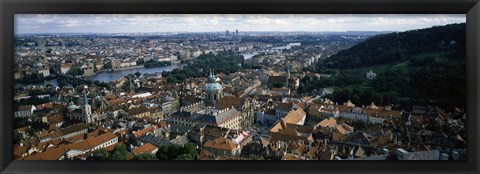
[236,29,239,35]
[226,30,229,36]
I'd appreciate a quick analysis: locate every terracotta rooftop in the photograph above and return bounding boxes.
[216,96,244,110]
[106,98,128,106]
[282,108,306,125]
[36,102,54,110]
[276,102,293,111]
[128,106,150,116]
[133,143,158,155]
[70,132,117,151]
[203,137,237,151]
[60,123,88,136]
[23,145,69,160]
[133,125,157,138]
[18,105,34,111]
[318,118,337,128]
[46,114,65,124]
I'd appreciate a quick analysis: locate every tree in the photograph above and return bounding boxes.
[155,143,198,160]
[175,153,196,160]
[371,93,383,105]
[14,117,32,129]
[134,71,142,78]
[26,127,38,137]
[111,144,128,160]
[271,83,284,88]
[67,66,84,76]
[133,153,157,160]
[156,145,170,160]
[92,149,110,160]
[426,122,442,133]
[298,84,306,94]
[352,121,368,131]
[104,63,112,69]
[136,59,145,65]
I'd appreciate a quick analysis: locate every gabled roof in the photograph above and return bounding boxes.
[203,137,237,151]
[214,108,241,125]
[216,96,244,110]
[69,132,117,151]
[128,106,150,116]
[282,108,306,125]
[268,76,287,84]
[60,123,88,135]
[133,125,158,138]
[23,145,68,160]
[318,118,337,128]
[18,105,34,111]
[133,143,158,155]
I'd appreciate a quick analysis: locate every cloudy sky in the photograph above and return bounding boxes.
[15,14,466,34]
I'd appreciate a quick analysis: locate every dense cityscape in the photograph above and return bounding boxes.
[13,15,467,160]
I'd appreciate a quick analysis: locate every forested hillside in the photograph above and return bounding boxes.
[304,23,466,112]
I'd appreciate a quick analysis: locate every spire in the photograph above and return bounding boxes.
[84,92,89,106]
[208,69,216,83]
[129,76,135,94]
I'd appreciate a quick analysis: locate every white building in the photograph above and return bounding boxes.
[38,69,50,77]
[15,105,36,117]
[366,70,377,80]
[66,132,119,158]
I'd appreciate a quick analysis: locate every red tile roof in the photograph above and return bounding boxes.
[204,137,237,151]
[133,143,158,155]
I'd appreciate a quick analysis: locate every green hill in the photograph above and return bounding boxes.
[324,23,466,69]
[310,23,466,112]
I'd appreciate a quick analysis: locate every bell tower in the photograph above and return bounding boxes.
[82,92,92,124]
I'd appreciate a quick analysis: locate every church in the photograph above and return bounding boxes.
[204,70,223,106]
[168,70,255,132]
[66,92,106,124]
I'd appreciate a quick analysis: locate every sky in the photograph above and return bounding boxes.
[14,14,466,34]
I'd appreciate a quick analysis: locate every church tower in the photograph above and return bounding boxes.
[205,70,223,105]
[286,67,290,88]
[82,93,92,124]
[129,76,135,94]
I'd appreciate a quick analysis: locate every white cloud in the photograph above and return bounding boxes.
[14,14,466,34]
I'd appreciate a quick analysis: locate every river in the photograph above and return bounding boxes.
[15,52,264,88]
[85,63,186,83]
[15,63,186,88]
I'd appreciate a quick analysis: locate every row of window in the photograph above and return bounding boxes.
[93,138,118,151]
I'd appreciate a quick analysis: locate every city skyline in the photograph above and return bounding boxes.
[15,14,466,34]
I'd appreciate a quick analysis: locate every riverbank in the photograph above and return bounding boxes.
[104,65,145,72]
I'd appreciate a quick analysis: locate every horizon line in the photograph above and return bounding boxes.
[15,30,400,35]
